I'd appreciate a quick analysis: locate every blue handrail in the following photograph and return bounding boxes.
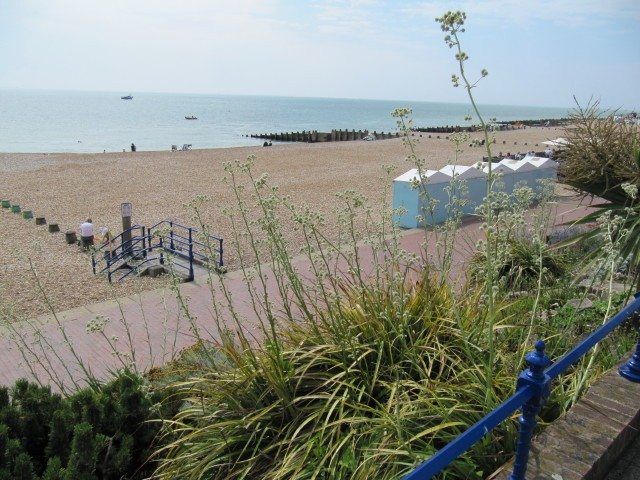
[405,292,640,480]
[92,218,224,283]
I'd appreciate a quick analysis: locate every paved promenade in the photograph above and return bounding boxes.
[0,194,597,391]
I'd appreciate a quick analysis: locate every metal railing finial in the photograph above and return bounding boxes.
[509,340,551,480]
[619,342,640,383]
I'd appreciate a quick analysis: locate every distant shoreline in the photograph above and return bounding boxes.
[0,124,562,156]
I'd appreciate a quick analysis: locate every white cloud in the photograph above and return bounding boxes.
[405,0,640,27]
[312,0,382,36]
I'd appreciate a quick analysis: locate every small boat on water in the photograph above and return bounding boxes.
[185,115,198,120]
[121,95,133,100]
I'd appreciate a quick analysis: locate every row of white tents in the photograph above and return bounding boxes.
[393,156,559,228]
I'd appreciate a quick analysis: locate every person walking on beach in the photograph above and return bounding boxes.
[80,218,94,250]
[101,228,117,262]
[131,142,137,152]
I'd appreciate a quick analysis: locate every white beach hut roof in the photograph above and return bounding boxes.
[439,164,487,179]
[476,161,514,174]
[527,157,559,169]
[394,168,451,184]
[498,159,539,173]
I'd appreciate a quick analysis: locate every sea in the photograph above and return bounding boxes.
[0,89,570,153]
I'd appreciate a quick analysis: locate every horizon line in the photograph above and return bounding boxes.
[0,86,578,111]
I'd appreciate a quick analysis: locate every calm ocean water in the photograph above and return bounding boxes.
[0,90,570,153]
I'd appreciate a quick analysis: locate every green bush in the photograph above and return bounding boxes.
[469,237,572,290]
[559,100,639,202]
[0,370,173,479]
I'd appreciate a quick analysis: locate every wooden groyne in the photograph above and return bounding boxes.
[413,118,570,134]
[248,129,400,143]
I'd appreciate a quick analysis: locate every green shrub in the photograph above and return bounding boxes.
[0,370,173,479]
[560,100,639,202]
[469,237,571,289]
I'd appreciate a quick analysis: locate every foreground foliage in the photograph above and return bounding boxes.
[469,237,571,289]
[559,101,640,286]
[153,268,635,480]
[560,100,639,202]
[0,371,172,480]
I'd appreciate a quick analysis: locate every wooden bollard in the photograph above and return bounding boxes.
[48,223,60,233]
[65,231,77,244]
[35,217,46,225]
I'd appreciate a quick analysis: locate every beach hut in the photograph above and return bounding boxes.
[527,157,559,195]
[498,159,540,196]
[476,161,517,196]
[438,164,488,216]
[392,168,452,228]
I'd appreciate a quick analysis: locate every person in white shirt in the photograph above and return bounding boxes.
[79,218,94,250]
[544,147,553,158]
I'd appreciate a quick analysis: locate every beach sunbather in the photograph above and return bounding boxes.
[80,218,94,250]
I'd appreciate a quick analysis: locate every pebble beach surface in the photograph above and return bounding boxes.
[0,127,564,319]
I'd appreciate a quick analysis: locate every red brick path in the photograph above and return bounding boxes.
[0,194,599,391]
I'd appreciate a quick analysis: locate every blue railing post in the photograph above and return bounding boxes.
[188,228,195,281]
[91,253,96,275]
[170,221,175,251]
[106,252,112,283]
[509,340,551,480]
[219,238,224,270]
[159,237,164,265]
[619,293,640,383]
[141,226,147,258]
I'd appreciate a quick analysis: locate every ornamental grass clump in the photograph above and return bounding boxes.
[560,99,639,201]
[469,237,571,290]
[155,271,522,480]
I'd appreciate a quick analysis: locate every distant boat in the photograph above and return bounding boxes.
[185,115,198,120]
[121,95,133,100]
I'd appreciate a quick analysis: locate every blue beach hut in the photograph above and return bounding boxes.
[477,161,517,196]
[392,168,452,227]
[498,159,539,196]
[438,164,488,216]
[527,157,559,195]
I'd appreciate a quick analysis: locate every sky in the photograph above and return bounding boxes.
[1,0,639,108]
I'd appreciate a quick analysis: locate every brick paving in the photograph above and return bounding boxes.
[0,193,598,391]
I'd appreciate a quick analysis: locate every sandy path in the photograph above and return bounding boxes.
[0,127,564,319]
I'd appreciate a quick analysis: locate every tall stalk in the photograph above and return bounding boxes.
[436,11,498,405]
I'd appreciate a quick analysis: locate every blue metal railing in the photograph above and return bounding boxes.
[405,292,640,480]
[146,220,224,271]
[91,219,224,283]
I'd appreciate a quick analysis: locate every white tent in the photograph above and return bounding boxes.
[541,137,569,147]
